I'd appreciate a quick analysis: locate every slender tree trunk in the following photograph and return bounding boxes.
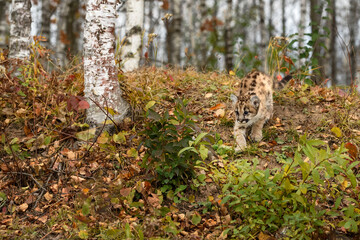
[299,0,307,67]
[268,0,274,39]
[56,0,70,66]
[171,0,181,66]
[66,0,80,57]
[349,0,358,86]
[84,0,129,126]
[198,0,207,69]
[224,0,233,71]
[258,0,266,67]
[9,0,32,60]
[40,0,51,49]
[281,0,286,36]
[329,0,337,86]
[146,0,154,65]
[310,0,324,84]
[185,0,196,66]
[0,0,9,50]
[121,0,144,72]
[165,8,174,65]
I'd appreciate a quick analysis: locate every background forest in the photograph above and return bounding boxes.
[0,0,359,85]
[1,0,360,239]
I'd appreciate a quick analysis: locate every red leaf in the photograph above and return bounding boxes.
[345,142,358,160]
[78,100,90,110]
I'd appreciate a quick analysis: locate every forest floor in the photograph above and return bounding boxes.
[1,66,360,239]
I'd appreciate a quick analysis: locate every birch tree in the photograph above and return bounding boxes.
[9,0,32,59]
[56,0,70,66]
[84,0,129,126]
[0,0,9,50]
[298,0,307,67]
[121,0,144,72]
[224,0,233,71]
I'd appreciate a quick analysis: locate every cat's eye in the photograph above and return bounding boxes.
[244,111,249,115]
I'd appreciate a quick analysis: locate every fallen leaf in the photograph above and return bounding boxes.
[71,176,86,183]
[120,188,132,197]
[331,127,342,138]
[205,93,213,98]
[37,215,48,223]
[209,103,226,111]
[19,203,28,212]
[44,192,53,202]
[344,142,358,160]
[214,109,225,118]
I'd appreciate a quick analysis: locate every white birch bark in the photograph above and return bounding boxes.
[9,0,32,59]
[84,0,129,126]
[121,0,144,72]
[224,0,233,71]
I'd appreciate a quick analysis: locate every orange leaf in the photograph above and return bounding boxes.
[209,103,226,111]
[283,56,294,66]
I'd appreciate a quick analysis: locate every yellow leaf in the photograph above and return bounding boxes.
[331,127,342,138]
[145,100,156,110]
[229,70,235,76]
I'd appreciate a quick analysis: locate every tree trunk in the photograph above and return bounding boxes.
[40,0,51,49]
[268,0,274,39]
[198,0,207,69]
[329,0,337,86]
[281,0,286,36]
[298,0,307,67]
[185,0,196,67]
[224,0,233,71]
[66,0,80,56]
[9,0,32,60]
[56,0,70,66]
[349,0,358,86]
[0,0,9,50]
[84,0,129,126]
[121,0,144,72]
[258,0,266,67]
[310,0,324,84]
[171,0,181,66]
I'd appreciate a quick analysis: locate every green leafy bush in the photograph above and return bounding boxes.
[141,99,209,191]
[216,135,360,239]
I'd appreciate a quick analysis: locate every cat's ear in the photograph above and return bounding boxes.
[230,94,238,106]
[250,95,260,108]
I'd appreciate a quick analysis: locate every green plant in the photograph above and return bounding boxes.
[216,134,359,239]
[141,99,209,191]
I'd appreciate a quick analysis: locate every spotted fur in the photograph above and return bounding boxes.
[231,70,273,151]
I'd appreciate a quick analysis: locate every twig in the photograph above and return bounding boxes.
[8,172,46,192]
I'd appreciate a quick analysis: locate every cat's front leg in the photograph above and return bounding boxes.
[234,122,247,152]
